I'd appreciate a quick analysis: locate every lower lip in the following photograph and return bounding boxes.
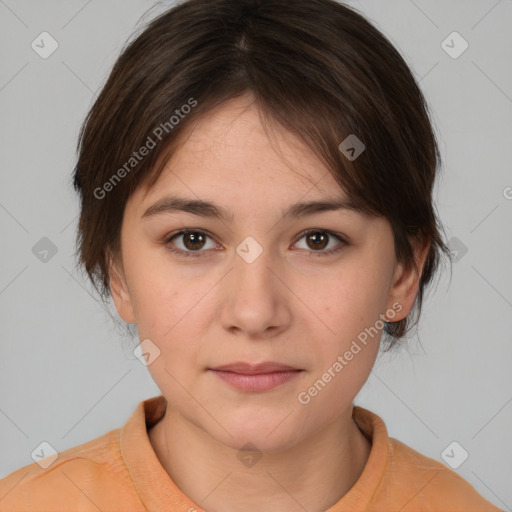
[210,370,302,392]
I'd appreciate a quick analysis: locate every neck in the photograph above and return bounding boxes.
[149,404,371,512]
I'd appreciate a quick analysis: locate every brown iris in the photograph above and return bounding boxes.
[182,232,206,250]
[305,231,329,250]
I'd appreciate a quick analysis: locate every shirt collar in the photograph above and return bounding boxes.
[119,395,390,511]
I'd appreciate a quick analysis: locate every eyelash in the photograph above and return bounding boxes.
[164,228,348,259]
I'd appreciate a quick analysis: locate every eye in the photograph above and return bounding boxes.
[293,229,347,257]
[165,228,347,259]
[165,229,219,258]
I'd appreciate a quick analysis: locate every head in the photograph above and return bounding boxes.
[72,0,451,450]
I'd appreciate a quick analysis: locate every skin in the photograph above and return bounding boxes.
[109,92,430,512]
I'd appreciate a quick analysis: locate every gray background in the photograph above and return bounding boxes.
[0,0,511,509]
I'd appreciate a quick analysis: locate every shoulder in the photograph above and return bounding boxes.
[382,437,503,511]
[351,406,502,511]
[0,428,141,512]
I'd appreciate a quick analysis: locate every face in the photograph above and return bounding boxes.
[110,93,425,452]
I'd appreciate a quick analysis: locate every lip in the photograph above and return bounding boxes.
[210,361,300,374]
[209,362,303,392]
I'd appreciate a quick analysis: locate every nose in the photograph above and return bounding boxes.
[218,241,292,340]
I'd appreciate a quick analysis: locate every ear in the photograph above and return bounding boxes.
[386,235,431,322]
[108,251,136,324]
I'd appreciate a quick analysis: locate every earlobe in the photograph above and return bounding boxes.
[108,253,136,324]
[387,237,431,321]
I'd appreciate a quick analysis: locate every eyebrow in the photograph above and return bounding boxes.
[141,195,364,222]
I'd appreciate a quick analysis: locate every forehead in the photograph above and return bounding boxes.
[133,94,349,214]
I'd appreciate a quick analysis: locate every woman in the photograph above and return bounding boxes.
[0,0,502,510]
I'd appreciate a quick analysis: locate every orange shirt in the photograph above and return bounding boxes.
[0,395,502,511]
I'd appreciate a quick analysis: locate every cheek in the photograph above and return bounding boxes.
[305,259,391,375]
[128,269,219,381]
[123,244,202,335]
[134,282,200,342]
[297,272,384,419]
[320,260,391,330]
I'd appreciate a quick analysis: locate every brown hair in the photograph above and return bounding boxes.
[72,0,452,350]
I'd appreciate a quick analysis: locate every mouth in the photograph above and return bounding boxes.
[208,362,303,392]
